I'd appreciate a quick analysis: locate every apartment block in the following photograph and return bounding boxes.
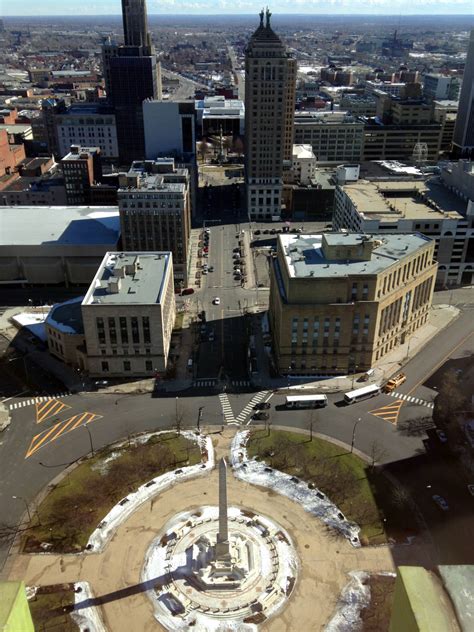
[56,104,119,160]
[118,158,191,284]
[269,232,437,376]
[334,179,474,286]
[294,111,364,164]
[82,251,175,377]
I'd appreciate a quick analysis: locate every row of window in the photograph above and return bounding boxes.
[96,316,151,346]
[101,360,154,372]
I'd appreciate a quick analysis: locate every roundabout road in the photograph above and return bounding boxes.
[1,297,473,574]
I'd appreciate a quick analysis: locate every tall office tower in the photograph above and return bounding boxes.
[122,0,150,48]
[245,9,296,220]
[452,30,474,157]
[102,0,161,165]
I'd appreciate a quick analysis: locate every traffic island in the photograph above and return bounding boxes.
[21,431,204,554]
[240,429,419,545]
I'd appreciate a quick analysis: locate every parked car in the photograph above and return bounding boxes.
[202,269,208,274]
[213,297,221,305]
[252,411,269,421]
[254,229,261,235]
[254,402,271,410]
[181,288,194,295]
[432,494,449,511]
[208,266,214,272]
[383,372,406,393]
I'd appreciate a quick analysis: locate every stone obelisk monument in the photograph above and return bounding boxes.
[215,458,231,562]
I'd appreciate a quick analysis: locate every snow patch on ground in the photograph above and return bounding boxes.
[324,571,397,632]
[72,582,107,632]
[324,571,370,632]
[86,431,214,553]
[230,430,360,546]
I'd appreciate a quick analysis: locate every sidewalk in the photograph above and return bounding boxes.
[260,303,460,394]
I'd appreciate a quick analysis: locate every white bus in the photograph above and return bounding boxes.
[285,394,328,409]
[343,384,381,404]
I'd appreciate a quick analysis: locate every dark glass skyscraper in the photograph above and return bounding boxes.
[102,0,161,164]
[452,30,474,157]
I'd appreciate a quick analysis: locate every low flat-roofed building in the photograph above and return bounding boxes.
[46,296,85,367]
[334,179,474,286]
[195,95,244,137]
[361,118,442,162]
[81,251,175,377]
[269,232,437,375]
[0,206,120,285]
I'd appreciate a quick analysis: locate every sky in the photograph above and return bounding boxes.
[2,0,473,17]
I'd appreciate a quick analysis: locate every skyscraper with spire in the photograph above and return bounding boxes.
[245,9,296,220]
[102,0,161,164]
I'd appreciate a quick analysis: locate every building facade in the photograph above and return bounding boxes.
[245,9,296,220]
[269,232,437,376]
[362,119,442,162]
[81,251,175,377]
[56,104,119,160]
[453,29,474,157]
[118,158,191,284]
[143,100,196,159]
[334,179,474,286]
[294,111,364,164]
[423,74,460,102]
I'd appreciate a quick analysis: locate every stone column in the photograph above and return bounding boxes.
[215,457,230,561]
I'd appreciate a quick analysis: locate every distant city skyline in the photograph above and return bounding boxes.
[2,0,473,17]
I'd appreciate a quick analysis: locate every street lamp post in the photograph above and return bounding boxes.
[12,495,32,523]
[351,418,362,453]
[197,406,204,432]
[84,424,94,457]
[351,365,359,389]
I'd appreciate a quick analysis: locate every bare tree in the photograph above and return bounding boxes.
[369,440,387,472]
[233,137,244,158]
[198,138,212,163]
[397,415,434,437]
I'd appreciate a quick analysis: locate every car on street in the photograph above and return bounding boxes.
[383,372,407,393]
[254,402,271,410]
[252,411,269,420]
[208,266,214,272]
[213,297,220,305]
[202,269,208,274]
[432,494,449,511]
[233,253,240,259]
[263,229,269,234]
[181,288,194,295]
[233,247,240,252]
[436,429,448,443]
[254,230,261,235]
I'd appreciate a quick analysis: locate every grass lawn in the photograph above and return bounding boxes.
[24,432,202,554]
[28,584,78,631]
[247,429,418,545]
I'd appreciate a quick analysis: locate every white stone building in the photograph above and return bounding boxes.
[291,144,317,185]
[82,252,175,377]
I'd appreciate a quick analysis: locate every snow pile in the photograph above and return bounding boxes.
[86,431,214,552]
[324,571,370,632]
[71,582,107,632]
[230,431,360,546]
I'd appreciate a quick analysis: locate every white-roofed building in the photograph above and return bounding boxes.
[0,206,120,285]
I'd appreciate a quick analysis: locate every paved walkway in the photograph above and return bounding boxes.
[6,428,435,631]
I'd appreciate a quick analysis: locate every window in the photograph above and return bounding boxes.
[142,316,151,343]
[146,360,153,371]
[120,316,128,344]
[101,361,109,372]
[123,360,131,371]
[96,317,106,345]
[131,317,140,344]
[108,317,117,345]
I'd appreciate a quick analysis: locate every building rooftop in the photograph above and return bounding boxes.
[46,296,84,335]
[340,179,467,220]
[83,252,171,306]
[62,146,100,161]
[294,111,361,125]
[293,144,315,160]
[0,206,120,246]
[279,232,432,278]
